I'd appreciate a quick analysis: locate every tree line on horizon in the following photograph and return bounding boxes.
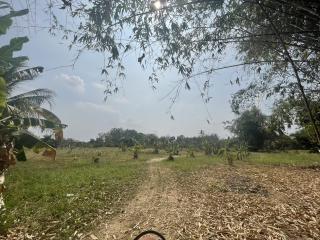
[52,105,318,152]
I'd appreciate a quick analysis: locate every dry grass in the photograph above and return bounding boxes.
[171,165,320,239]
[86,154,320,240]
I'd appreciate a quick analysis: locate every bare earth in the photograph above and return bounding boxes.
[85,159,320,240]
[87,159,184,240]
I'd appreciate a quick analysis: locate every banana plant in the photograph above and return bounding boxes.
[218,139,234,166]
[152,142,159,154]
[0,3,66,207]
[187,148,195,158]
[132,144,142,159]
[203,139,212,155]
[236,142,249,161]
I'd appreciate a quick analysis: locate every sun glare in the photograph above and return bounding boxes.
[153,0,162,10]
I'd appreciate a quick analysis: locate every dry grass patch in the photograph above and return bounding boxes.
[172,165,320,239]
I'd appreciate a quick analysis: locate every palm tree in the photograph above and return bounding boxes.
[2,65,66,160]
[4,66,64,137]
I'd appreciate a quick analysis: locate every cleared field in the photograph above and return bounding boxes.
[1,149,320,239]
[160,164,320,239]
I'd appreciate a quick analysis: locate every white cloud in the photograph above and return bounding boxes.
[114,96,129,104]
[76,101,116,113]
[119,117,142,130]
[60,74,85,93]
[92,82,105,91]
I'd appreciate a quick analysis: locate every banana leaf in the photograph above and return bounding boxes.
[13,129,56,161]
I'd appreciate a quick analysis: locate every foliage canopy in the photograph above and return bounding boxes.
[48,0,319,102]
[46,0,320,144]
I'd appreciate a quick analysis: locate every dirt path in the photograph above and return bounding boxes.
[87,157,185,240]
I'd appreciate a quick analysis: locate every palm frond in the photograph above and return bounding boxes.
[7,88,55,113]
[6,66,44,93]
[20,116,66,142]
[32,106,61,124]
[34,108,67,142]
[20,117,61,130]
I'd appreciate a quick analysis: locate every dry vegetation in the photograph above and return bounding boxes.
[1,150,320,239]
[85,154,320,240]
[172,164,320,239]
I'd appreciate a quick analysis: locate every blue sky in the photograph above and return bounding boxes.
[1,2,272,141]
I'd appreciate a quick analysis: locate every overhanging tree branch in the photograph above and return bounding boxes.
[182,60,313,81]
[256,0,320,146]
[109,0,221,28]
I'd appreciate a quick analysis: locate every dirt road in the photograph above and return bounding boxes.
[89,157,185,239]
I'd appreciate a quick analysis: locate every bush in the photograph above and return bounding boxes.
[167,154,174,161]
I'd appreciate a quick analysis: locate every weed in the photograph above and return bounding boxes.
[167,154,174,161]
[92,156,100,163]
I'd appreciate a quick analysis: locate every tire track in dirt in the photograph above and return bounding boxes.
[87,157,186,240]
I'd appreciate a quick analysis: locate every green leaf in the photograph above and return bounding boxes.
[10,36,28,52]
[0,9,28,35]
[0,37,29,64]
[14,140,27,161]
[0,15,12,35]
[10,9,29,18]
[13,129,56,160]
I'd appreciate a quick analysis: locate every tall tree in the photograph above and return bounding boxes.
[270,98,320,146]
[226,107,267,151]
[47,0,320,145]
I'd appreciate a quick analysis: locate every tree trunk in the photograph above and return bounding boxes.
[0,140,16,209]
[257,1,320,147]
[0,171,4,209]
